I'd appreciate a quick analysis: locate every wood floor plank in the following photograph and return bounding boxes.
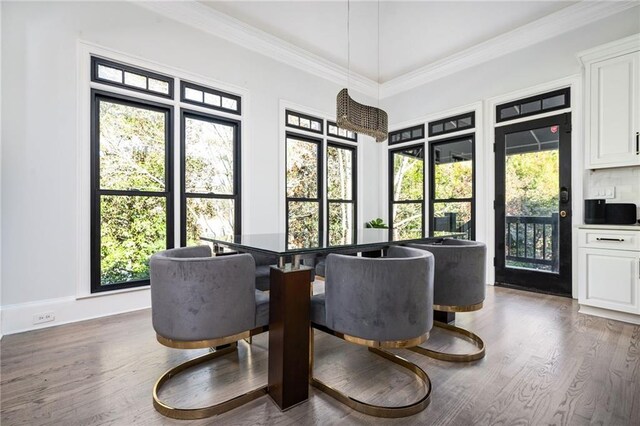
[2,286,639,425]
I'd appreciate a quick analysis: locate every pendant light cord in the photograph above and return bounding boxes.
[347,0,350,92]
[377,0,380,110]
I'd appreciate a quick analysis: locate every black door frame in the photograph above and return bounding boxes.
[494,113,572,296]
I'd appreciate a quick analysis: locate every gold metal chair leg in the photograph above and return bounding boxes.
[311,347,432,418]
[409,321,485,362]
[153,344,267,420]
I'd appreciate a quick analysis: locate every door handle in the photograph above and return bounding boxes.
[560,210,567,218]
[636,132,639,155]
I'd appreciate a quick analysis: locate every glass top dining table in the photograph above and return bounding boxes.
[199,229,443,412]
[201,229,442,266]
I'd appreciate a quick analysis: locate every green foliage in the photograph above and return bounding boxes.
[365,218,388,229]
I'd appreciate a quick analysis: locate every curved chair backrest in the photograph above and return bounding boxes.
[150,246,257,342]
[324,246,433,342]
[407,239,486,309]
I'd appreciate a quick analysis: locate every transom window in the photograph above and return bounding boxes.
[286,110,323,134]
[90,56,242,293]
[429,112,474,137]
[496,88,570,123]
[181,81,241,115]
[92,57,173,98]
[389,124,424,145]
[327,121,357,142]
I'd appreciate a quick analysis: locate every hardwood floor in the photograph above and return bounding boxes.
[1,286,639,425]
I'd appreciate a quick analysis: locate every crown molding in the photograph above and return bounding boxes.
[135,1,637,100]
[134,0,379,98]
[380,1,639,98]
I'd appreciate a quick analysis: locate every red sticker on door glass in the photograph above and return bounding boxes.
[550,125,559,133]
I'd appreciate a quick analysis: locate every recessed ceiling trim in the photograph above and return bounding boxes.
[380,1,638,98]
[135,0,379,97]
[136,1,638,100]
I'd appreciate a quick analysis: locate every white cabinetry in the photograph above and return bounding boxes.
[578,227,640,324]
[580,35,640,169]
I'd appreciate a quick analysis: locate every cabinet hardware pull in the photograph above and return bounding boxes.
[595,237,625,242]
[636,132,639,155]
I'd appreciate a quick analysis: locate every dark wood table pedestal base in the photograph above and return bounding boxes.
[267,265,312,411]
[434,310,455,324]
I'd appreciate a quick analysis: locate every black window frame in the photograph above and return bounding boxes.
[327,121,358,142]
[389,124,425,145]
[286,110,324,135]
[428,112,475,137]
[496,88,571,123]
[90,89,174,293]
[285,132,324,249]
[180,81,242,115]
[429,134,476,240]
[326,140,358,246]
[388,144,426,240]
[91,57,174,99]
[180,110,242,246]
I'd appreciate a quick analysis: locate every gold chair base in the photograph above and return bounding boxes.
[153,343,267,420]
[311,327,431,418]
[409,321,485,362]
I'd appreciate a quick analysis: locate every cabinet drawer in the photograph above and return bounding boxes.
[578,230,640,250]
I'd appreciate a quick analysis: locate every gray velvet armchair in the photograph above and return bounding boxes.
[309,246,434,418]
[407,238,487,362]
[149,246,269,419]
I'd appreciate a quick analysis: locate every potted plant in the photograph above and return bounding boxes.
[365,218,388,229]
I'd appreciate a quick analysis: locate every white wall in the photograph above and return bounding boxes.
[0,1,381,334]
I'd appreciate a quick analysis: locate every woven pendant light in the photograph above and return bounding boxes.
[337,89,388,142]
[336,0,388,143]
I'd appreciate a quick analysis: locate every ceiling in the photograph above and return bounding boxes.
[200,1,578,83]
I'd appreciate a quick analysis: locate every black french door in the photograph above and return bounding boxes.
[494,113,572,296]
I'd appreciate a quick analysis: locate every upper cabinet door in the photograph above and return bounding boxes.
[587,50,640,169]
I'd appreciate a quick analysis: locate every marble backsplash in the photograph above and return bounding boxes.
[584,165,640,220]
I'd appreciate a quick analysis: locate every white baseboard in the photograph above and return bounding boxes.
[578,304,640,325]
[0,289,151,336]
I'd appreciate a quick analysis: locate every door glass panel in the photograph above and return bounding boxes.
[504,126,559,272]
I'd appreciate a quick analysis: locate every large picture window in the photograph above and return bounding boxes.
[286,134,322,249]
[429,136,475,240]
[181,111,241,246]
[91,91,173,292]
[389,145,424,240]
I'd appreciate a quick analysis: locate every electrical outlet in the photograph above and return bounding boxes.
[33,312,55,324]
